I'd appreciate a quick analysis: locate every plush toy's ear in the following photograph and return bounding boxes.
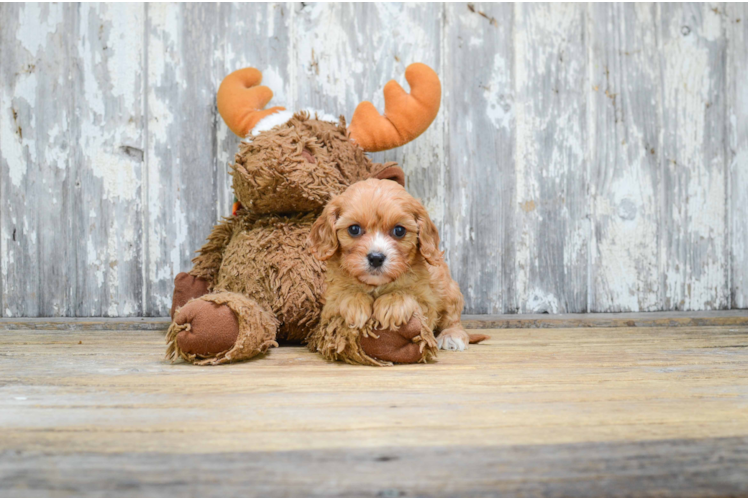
[307,198,341,261]
[217,67,286,137]
[348,63,441,152]
[370,164,405,187]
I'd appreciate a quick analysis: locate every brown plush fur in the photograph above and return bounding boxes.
[166,292,278,365]
[167,112,402,364]
[231,114,374,214]
[196,211,324,341]
[306,179,469,366]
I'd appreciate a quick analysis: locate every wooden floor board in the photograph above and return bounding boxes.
[2,309,747,331]
[1,322,747,496]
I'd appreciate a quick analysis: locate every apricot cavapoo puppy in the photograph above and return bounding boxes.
[308,178,487,366]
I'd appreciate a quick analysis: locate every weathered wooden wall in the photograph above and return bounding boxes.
[1,3,746,316]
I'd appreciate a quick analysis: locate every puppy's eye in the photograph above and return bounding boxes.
[348,225,362,237]
[392,226,406,238]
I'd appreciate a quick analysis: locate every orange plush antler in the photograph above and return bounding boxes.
[217,67,285,137]
[347,63,441,152]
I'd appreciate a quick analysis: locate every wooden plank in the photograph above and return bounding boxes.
[462,309,748,329]
[1,3,745,317]
[292,3,446,237]
[727,4,748,308]
[0,326,747,495]
[2,437,747,496]
[658,3,729,310]
[588,4,661,312]
[0,4,76,316]
[513,4,589,313]
[72,4,145,316]
[2,326,747,453]
[144,4,223,316]
[2,310,748,331]
[0,317,171,331]
[443,3,515,314]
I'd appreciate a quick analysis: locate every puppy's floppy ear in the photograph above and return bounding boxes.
[370,163,405,187]
[308,198,341,261]
[414,203,442,265]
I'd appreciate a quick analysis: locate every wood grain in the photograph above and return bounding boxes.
[658,3,729,311]
[74,4,146,316]
[144,4,224,316]
[1,4,77,316]
[727,3,748,308]
[1,3,747,316]
[2,310,747,331]
[443,3,516,314]
[3,438,748,497]
[514,4,588,313]
[1,323,746,495]
[461,309,748,329]
[588,4,661,312]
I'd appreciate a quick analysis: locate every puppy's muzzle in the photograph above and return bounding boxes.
[367,252,386,269]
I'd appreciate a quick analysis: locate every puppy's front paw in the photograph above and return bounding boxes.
[437,327,469,351]
[373,293,420,330]
[340,293,374,329]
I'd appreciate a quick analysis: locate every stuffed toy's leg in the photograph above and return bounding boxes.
[166,292,279,365]
[169,272,211,318]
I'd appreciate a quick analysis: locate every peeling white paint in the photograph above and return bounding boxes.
[484,52,512,131]
[80,4,143,202]
[260,66,289,109]
[469,36,483,47]
[146,3,178,290]
[16,3,61,55]
[660,3,727,309]
[525,289,561,314]
[586,3,663,312]
[516,4,589,312]
[296,4,364,111]
[0,98,27,187]
[701,5,723,42]
[103,4,142,114]
[1,2,746,317]
[89,149,141,202]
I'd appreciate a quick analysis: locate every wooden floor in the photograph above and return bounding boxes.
[1,317,747,496]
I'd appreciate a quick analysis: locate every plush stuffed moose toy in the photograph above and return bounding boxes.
[166,63,443,365]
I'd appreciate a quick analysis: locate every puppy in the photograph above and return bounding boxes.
[308,178,481,360]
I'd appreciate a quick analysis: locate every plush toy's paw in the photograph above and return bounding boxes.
[340,293,374,329]
[170,272,211,319]
[437,327,470,351]
[372,293,420,331]
[360,315,423,364]
[173,300,239,356]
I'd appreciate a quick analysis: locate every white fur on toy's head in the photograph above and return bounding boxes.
[251,108,339,136]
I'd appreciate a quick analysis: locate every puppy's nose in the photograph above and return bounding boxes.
[367,252,386,268]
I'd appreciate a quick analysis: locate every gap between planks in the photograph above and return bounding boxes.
[0,310,746,331]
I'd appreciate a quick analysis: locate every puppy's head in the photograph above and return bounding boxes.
[308,178,440,286]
